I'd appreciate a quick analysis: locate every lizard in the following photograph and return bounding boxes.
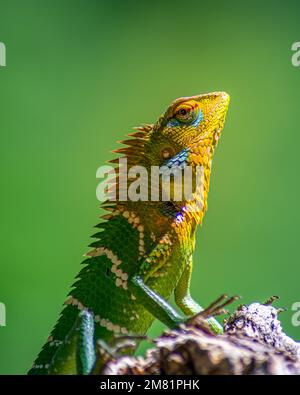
[28,91,230,375]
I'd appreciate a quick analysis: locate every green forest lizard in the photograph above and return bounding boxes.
[29,91,230,375]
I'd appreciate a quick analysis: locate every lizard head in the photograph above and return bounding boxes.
[108,92,230,222]
[149,91,230,166]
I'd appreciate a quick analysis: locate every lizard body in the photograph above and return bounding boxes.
[29,91,230,374]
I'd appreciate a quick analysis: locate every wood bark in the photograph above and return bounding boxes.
[102,296,300,375]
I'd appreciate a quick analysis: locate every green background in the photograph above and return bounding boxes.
[0,0,299,374]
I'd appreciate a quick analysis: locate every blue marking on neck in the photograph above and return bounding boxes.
[175,211,184,224]
[163,148,189,170]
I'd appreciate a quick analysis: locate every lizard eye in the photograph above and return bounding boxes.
[174,102,199,124]
[178,108,188,116]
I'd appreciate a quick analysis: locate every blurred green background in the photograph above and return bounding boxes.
[0,0,300,374]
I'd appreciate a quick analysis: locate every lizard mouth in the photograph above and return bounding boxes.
[213,127,222,143]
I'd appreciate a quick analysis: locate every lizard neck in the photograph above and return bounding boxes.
[101,129,215,242]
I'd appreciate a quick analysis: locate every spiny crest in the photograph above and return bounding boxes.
[108,124,152,166]
[100,124,153,218]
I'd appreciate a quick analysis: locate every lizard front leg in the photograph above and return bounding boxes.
[130,275,185,328]
[127,234,186,329]
[174,257,223,334]
[128,234,222,332]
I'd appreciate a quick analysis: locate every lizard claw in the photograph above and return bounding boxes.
[264,295,280,306]
[185,294,240,335]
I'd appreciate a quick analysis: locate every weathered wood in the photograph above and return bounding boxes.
[102,296,300,375]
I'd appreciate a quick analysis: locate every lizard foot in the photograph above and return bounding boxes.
[185,294,241,335]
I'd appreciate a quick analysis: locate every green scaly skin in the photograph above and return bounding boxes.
[28,91,230,375]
